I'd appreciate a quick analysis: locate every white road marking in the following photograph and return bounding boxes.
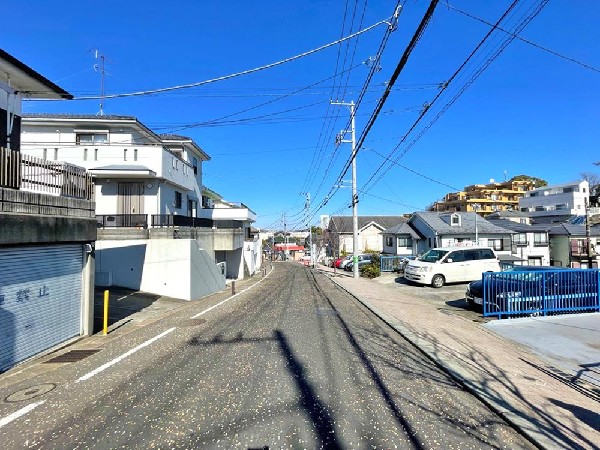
[0,401,45,428]
[191,265,274,319]
[77,327,176,382]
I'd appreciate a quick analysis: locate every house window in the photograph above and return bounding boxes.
[124,149,127,161]
[192,157,198,175]
[488,239,503,251]
[83,148,88,161]
[172,158,178,170]
[94,148,98,161]
[451,213,461,226]
[54,148,58,160]
[513,233,527,246]
[43,148,47,159]
[533,233,548,246]
[397,237,412,247]
[134,149,138,161]
[76,133,108,145]
[174,191,182,209]
[385,237,393,247]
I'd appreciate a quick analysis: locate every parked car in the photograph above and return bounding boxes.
[466,265,598,314]
[397,255,416,272]
[404,247,500,288]
[338,256,354,270]
[345,254,373,271]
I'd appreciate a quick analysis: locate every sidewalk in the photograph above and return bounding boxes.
[320,265,599,450]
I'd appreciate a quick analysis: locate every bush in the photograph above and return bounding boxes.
[361,263,380,279]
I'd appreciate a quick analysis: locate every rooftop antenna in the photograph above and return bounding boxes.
[503,170,508,181]
[93,49,106,115]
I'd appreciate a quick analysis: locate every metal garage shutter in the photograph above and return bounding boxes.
[0,245,83,372]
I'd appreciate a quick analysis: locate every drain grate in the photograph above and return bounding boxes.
[44,349,101,363]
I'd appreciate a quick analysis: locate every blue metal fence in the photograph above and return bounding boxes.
[380,256,403,272]
[482,269,600,318]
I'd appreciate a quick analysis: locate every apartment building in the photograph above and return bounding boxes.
[431,179,536,216]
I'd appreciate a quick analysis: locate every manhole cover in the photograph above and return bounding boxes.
[44,349,101,364]
[5,383,57,403]
[181,319,207,326]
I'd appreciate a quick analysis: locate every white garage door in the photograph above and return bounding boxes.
[0,245,83,372]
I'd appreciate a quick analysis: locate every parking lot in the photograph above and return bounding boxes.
[376,272,494,323]
[326,266,492,323]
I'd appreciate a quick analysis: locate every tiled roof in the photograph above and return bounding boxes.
[328,215,407,233]
[412,211,511,235]
[159,133,193,141]
[23,113,137,120]
[382,222,420,238]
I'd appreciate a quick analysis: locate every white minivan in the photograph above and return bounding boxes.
[404,247,501,288]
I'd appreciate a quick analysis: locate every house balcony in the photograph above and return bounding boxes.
[88,145,193,191]
[35,144,198,192]
[197,203,257,222]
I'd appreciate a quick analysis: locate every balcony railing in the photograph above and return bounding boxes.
[97,214,148,228]
[1,147,94,200]
[152,214,214,228]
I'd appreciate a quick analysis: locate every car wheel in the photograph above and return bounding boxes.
[431,274,445,288]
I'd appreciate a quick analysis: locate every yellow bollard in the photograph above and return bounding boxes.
[103,290,109,335]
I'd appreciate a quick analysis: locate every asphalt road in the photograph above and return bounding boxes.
[0,263,535,449]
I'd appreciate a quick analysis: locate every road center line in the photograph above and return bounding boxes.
[77,327,176,382]
[191,265,273,319]
[0,401,45,428]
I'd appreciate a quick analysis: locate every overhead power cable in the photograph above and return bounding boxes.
[445,1,600,74]
[64,17,395,101]
[311,0,439,217]
[361,0,550,195]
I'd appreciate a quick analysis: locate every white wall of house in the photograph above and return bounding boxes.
[95,239,225,300]
[382,235,413,256]
[519,180,589,216]
[243,239,262,276]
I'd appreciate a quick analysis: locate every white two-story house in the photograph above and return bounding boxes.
[519,180,589,222]
[20,114,259,299]
[21,114,210,226]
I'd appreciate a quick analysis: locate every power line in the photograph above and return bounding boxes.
[362,0,550,195]
[444,1,600,74]
[311,0,440,217]
[64,16,395,101]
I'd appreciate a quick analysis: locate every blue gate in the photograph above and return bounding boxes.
[380,256,403,273]
[482,268,600,318]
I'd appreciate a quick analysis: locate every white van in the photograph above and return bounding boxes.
[404,247,501,288]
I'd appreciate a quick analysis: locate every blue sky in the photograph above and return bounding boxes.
[5,0,599,230]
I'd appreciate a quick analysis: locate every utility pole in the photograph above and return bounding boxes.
[305,192,313,267]
[333,100,359,279]
[283,212,287,260]
[585,198,594,268]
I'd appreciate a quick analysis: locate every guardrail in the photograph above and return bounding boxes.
[482,269,600,318]
[1,147,94,200]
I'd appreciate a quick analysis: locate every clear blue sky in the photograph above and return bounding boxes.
[5,1,599,230]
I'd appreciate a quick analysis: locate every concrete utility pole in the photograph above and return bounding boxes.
[305,192,313,267]
[332,100,359,279]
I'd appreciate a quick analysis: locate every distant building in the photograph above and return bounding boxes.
[519,180,589,222]
[431,179,536,216]
[323,216,408,255]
